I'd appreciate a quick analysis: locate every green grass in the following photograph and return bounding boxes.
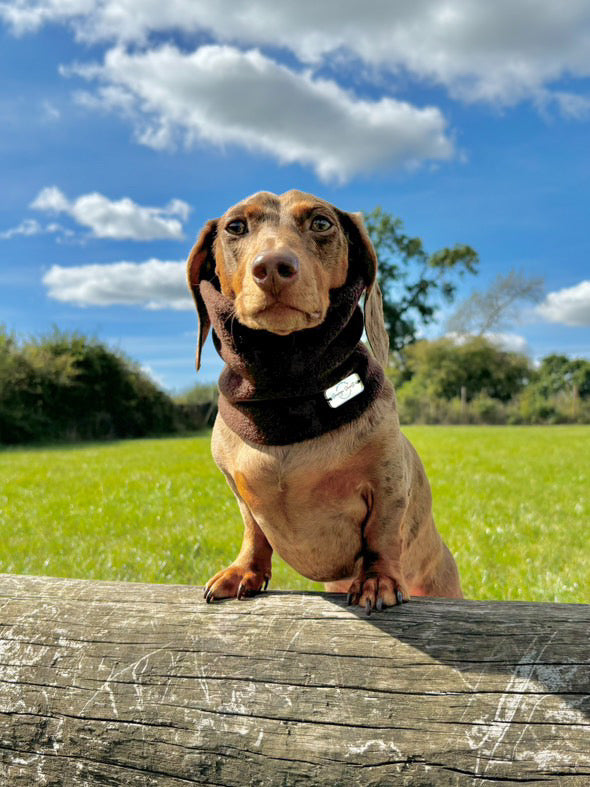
[1,426,588,602]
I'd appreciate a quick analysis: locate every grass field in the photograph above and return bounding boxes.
[1,426,588,603]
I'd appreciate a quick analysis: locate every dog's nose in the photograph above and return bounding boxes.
[251,250,300,293]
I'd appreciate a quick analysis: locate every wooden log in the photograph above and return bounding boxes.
[0,574,588,786]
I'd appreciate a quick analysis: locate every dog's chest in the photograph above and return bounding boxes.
[220,437,377,582]
[229,438,371,513]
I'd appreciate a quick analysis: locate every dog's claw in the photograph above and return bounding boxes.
[203,565,271,603]
[396,590,404,605]
[365,599,372,616]
[376,597,384,612]
[346,593,353,606]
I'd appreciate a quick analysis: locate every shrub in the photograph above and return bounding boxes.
[0,328,180,444]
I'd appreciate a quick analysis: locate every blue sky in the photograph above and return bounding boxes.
[1,1,589,392]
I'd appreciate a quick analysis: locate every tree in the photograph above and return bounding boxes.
[445,269,544,337]
[392,336,533,403]
[535,354,590,399]
[363,207,479,353]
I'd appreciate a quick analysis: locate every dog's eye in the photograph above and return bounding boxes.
[226,219,248,236]
[310,215,333,232]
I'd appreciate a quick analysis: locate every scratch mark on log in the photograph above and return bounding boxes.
[80,645,173,718]
[470,631,560,780]
[347,738,403,759]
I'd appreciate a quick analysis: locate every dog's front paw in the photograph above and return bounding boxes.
[204,565,271,603]
[346,575,409,615]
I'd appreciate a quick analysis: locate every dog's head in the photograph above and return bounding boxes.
[187,190,389,369]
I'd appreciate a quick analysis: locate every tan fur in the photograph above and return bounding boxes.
[187,190,462,609]
[218,191,348,334]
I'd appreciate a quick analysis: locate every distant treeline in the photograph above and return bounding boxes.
[0,328,215,445]
[389,337,590,425]
[1,328,588,445]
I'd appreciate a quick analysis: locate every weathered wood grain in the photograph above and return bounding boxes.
[0,574,588,786]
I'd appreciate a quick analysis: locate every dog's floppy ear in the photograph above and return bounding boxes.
[187,219,218,371]
[335,209,390,368]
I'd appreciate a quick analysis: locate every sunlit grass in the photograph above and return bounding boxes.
[406,426,589,603]
[1,426,588,602]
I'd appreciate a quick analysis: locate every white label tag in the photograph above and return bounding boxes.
[324,373,365,409]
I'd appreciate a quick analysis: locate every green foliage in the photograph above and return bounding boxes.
[1,429,587,603]
[534,354,590,399]
[363,207,479,352]
[392,336,532,402]
[0,327,180,444]
[176,382,219,405]
[391,337,589,425]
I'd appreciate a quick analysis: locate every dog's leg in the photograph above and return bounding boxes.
[346,491,411,613]
[410,540,463,599]
[346,500,463,610]
[204,500,273,603]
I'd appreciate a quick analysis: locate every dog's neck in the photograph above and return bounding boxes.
[199,270,385,446]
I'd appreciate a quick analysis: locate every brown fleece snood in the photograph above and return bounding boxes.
[199,268,384,446]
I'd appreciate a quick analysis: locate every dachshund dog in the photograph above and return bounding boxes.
[187,190,462,612]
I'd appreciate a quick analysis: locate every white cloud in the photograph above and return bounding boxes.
[3,1,590,109]
[484,332,529,354]
[0,218,68,239]
[545,91,590,120]
[6,2,590,181]
[43,259,192,310]
[0,0,92,35]
[0,219,43,239]
[67,44,452,181]
[31,186,189,240]
[536,280,590,327]
[32,186,70,213]
[448,331,529,353]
